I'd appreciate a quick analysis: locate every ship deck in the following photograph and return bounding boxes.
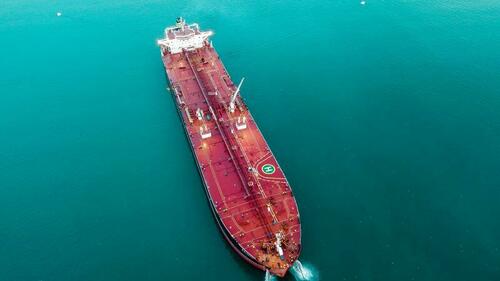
[162,45,301,276]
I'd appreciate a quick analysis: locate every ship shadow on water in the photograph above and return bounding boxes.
[169,87,319,281]
[204,205,319,281]
[201,205,320,281]
[203,207,320,281]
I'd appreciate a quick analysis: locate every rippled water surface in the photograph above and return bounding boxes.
[1,1,500,280]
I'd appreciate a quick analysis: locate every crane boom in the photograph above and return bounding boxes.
[229,77,245,113]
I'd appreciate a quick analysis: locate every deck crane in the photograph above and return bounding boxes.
[229,77,245,113]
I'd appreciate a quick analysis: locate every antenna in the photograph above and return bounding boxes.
[229,77,245,113]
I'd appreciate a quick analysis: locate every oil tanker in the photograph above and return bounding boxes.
[157,18,301,277]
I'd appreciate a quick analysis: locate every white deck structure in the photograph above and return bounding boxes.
[157,17,213,54]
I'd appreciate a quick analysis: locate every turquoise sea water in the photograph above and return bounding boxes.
[1,1,500,280]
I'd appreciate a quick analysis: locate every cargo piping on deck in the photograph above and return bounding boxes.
[157,17,302,277]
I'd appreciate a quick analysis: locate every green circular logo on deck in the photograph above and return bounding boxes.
[261,164,276,175]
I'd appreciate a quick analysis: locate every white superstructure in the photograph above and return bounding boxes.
[157,17,213,54]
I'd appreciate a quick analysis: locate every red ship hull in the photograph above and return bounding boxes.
[158,19,301,277]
